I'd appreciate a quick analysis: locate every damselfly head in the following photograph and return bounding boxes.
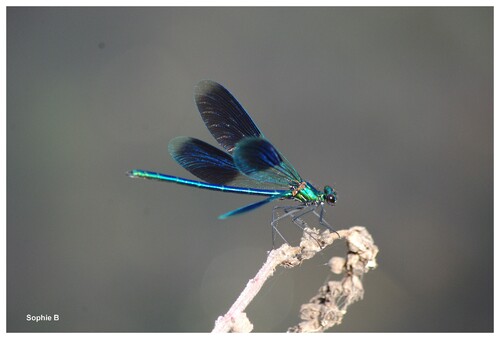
[324,185,337,205]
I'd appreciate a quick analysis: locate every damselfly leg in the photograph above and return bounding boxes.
[270,203,335,247]
[314,203,340,238]
[271,205,306,246]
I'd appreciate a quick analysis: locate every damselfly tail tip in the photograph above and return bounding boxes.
[126,170,139,178]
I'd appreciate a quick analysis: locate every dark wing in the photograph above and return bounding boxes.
[168,136,239,185]
[192,81,302,188]
[195,80,263,153]
[233,137,303,187]
[218,194,284,219]
[168,136,285,188]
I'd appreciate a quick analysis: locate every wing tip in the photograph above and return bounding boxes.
[195,79,223,96]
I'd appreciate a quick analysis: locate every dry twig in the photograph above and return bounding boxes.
[211,226,378,333]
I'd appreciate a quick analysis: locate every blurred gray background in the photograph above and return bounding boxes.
[7,7,492,332]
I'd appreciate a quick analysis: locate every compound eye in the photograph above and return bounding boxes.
[326,194,336,205]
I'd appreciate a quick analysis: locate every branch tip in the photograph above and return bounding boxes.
[212,226,379,333]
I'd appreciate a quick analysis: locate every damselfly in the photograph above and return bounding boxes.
[128,80,337,244]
